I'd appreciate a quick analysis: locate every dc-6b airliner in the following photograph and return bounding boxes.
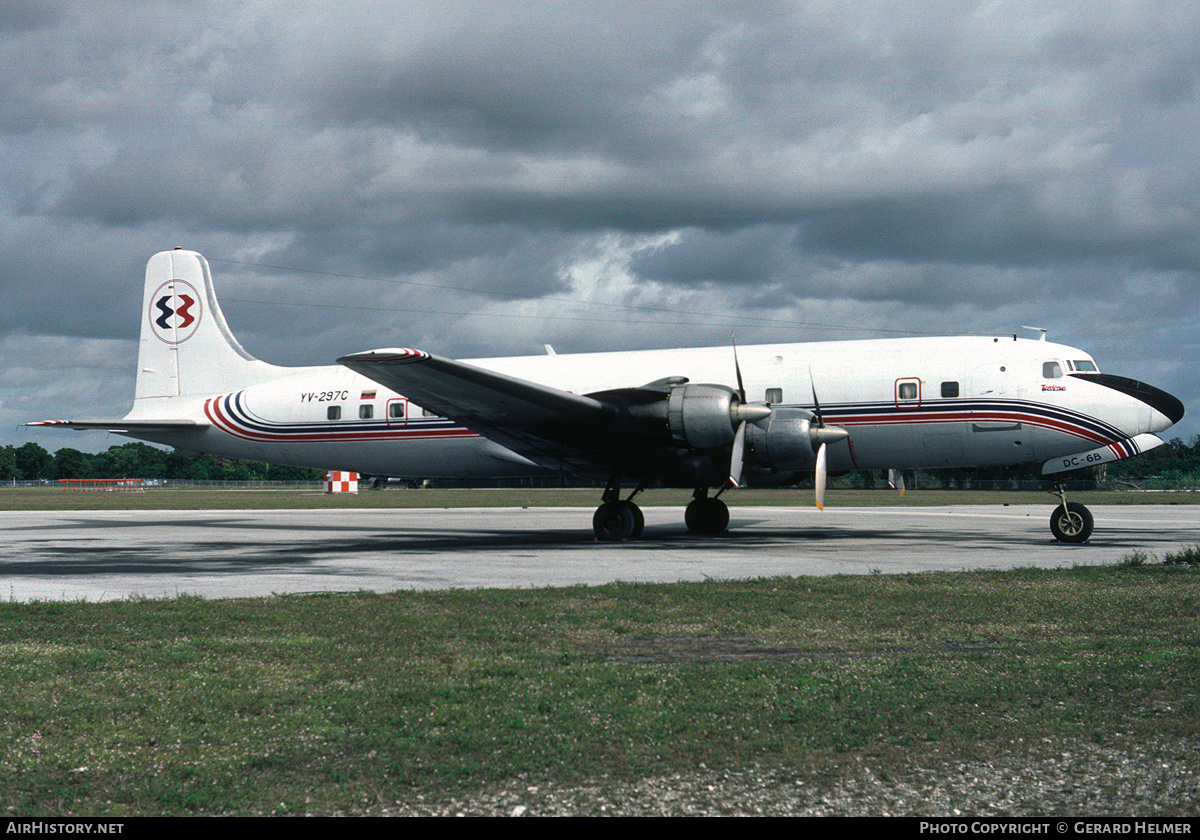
[31,249,1185,543]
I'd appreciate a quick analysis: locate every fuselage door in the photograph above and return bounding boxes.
[969,360,1029,459]
[971,362,1014,397]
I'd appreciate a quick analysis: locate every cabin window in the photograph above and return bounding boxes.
[941,381,959,398]
[327,406,341,420]
[765,388,783,404]
[388,401,405,420]
[1073,360,1097,372]
[359,404,373,420]
[422,406,439,418]
[896,378,922,407]
[1043,361,1063,379]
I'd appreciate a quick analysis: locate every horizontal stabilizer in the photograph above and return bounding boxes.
[27,419,202,433]
[1041,433,1165,475]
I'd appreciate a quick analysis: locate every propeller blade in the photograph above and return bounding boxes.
[809,365,824,428]
[728,420,747,488]
[732,332,746,403]
[814,442,827,510]
[887,469,906,496]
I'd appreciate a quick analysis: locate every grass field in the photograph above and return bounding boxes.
[1,566,1197,816]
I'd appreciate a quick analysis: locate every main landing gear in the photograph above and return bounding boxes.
[591,477,733,541]
[592,499,644,541]
[592,475,646,541]
[684,488,729,535]
[1049,483,1094,543]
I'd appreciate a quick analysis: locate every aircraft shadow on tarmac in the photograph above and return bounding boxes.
[6,512,1188,579]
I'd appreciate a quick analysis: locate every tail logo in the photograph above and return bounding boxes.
[149,280,202,344]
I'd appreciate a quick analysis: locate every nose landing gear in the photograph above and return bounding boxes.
[1049,484,1094,543]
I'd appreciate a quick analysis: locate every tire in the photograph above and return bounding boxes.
[685,497,729,534]
[593,501,639,541]
[1050,501,1094,543]
[626,501,645,539]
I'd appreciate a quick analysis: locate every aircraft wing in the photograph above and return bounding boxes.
[338,348,614,471]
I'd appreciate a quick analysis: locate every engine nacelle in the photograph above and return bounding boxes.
[666,383,739,449]
[744,406,819,471]
[597,378,846,484]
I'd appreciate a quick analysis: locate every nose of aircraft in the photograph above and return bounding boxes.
[1072,372,1185,433]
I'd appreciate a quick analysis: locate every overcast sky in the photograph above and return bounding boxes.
[4,0,1199,453]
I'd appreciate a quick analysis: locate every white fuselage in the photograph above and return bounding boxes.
[33,249,1182,543]
[126,335,1171,480]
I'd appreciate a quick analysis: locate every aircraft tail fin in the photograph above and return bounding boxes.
[134,249,284,402]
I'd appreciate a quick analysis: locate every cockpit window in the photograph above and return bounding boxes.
[1043,361,1063,379]
[1072,360,1097,372]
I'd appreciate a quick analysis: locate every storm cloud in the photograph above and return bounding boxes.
[4,0,1199,447]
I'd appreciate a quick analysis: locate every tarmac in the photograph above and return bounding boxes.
[2,504,1197,602]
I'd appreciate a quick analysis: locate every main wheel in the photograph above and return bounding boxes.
[626,501,645,539]
[1050,501,1094,543]
[593,501,642,541]
[685,497,730,534]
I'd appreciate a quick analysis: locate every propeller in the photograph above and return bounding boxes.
[887,469,906,496]
[814,442,828,510]
[724,347,846,504]
[729,420,747,489]
[728,334,750,489]
[807,370,852,509]
[732,333,747,404]
[811,367,828,510]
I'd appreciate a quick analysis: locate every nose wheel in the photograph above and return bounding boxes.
[1049,485,1094,543]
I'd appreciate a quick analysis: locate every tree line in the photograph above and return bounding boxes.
[2,441,322,482]
[5,436,1200,488]
[853,435,1200,490]
[1103,435,1200,487]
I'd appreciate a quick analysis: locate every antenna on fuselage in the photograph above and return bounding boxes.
[1021,325,1048,341]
